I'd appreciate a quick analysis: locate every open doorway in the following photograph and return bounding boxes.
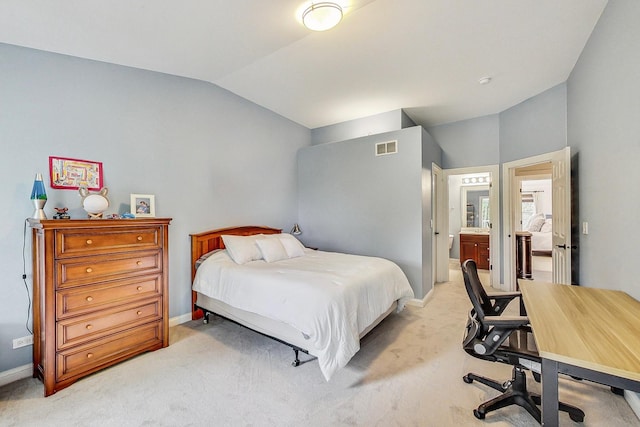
[440,165,500,289]
[503,148,572,290]
[517,165,553,281]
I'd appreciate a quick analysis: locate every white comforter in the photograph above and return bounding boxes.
[192,249,414,380]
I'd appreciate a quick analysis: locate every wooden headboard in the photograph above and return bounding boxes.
[189,225,281,319]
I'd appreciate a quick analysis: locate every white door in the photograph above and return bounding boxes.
[502,148,572,290]
[551,147,572,284]
[432,164,447,284]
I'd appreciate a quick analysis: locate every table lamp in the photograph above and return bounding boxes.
[30,173,47,219]
[291,223,302,235]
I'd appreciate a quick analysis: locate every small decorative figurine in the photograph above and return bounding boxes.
[79,187,110,219]
[53,207,71,219]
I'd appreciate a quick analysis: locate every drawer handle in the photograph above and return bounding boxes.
[137,236,143,241]
[137,311,142,316]
[137,286,143,291]
[86,239,93,245]
[87,353,93,359]
[136,261,142,266]
[86,267,93,273]
[85,324,93,330]
[86,296,93,302]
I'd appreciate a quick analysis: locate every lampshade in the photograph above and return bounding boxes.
[31,173,48,219]
[302,2,343,31]
[291,223,302,235]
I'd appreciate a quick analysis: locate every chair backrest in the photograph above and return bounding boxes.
[461,259,492,320]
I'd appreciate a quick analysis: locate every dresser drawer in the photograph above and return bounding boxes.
[55,226,162,258]
[57,298,162,350]
[56,275,162,319]
[56,251,162,289]
[56,321,163,382]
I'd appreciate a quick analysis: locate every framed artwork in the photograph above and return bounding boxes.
[49,156,104,190]
[130,194,156,217]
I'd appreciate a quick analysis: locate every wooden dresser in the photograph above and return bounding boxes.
[459,232,490,270]
[29,218,171,396]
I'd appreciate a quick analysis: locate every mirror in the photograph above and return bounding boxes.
[461,185,490,228]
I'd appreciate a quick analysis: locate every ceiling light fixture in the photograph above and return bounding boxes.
[478,77,492,85]
[302,2,343,31]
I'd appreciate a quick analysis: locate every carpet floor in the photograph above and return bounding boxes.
[1,267,639,426]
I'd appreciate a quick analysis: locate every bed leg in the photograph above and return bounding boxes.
[203,312,210,324]
[292,349,301,367]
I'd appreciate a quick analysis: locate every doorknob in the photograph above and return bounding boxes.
[555,244,577,249]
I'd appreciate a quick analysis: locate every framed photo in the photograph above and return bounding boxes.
[49,156,104,190]
[130,194,156,218]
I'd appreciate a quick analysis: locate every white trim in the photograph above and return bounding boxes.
[432,163,448,284]
[0,364,32,387]
[444,164,500,289]
[626,391,640,421]
[405,288,434,308]
[169,313,193,327]
[502,148,570,290]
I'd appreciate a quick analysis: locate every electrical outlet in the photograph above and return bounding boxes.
[12,335,33,349]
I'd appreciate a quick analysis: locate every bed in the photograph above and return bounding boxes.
[190,225,415,380]
[526,214,553,255]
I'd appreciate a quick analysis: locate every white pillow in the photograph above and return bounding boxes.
[255,238,289,263]
[525,212,544,229]
[526,213,546,232]
[222,234,263,264]
[540,219,553,233]
[277,233,306,258]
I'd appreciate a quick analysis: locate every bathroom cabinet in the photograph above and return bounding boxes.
[460,233,490,270]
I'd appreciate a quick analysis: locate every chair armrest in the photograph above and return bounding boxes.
[483,315,529,328]
[486,291,521,299]
[486,291,523,316]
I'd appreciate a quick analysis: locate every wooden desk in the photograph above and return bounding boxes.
[519,281,640,426]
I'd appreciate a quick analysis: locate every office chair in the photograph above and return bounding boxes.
[462,259,524,317]
[461,259,584,423]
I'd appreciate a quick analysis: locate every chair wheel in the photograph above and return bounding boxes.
[474,409,485,420]
[463,375,473,384]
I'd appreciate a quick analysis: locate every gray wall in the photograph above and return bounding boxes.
[428,83,566,169]
[428,83,568,284]
[0,43,310,372]
[298,126,442,299]
[567,0,640,299]
[427,114,500,169]
[500,83,567,163]
[311,109,408,145]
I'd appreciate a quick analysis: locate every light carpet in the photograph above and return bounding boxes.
[1,269,639,426]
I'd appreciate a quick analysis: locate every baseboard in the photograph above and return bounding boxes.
[626,391,640,421]
[169,312,193,327]
[0,364,32,387]
[405,287,434,308]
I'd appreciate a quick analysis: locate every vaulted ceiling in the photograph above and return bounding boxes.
[0,0,608,129]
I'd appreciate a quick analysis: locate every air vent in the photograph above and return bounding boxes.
[375,140,398,156]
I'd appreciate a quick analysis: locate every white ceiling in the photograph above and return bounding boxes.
[0,0,608,129]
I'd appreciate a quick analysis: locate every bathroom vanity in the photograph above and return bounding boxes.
[459,231,490,270]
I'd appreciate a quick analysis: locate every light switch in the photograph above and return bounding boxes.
[582,222,589,235]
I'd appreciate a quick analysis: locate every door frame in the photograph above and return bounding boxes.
[432,164,447,284]
[502,148,572,291]
[441,164,500,288]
